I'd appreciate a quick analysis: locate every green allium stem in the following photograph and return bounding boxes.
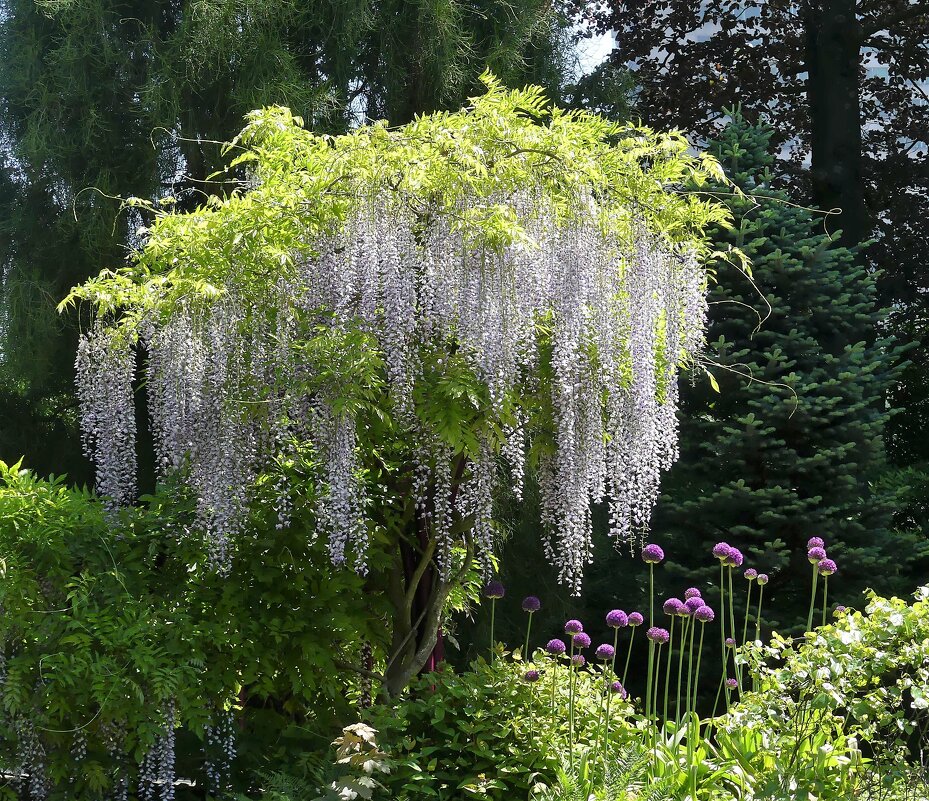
[524,611,534,661]
[490,598,496,662]
[649,564,655,630]
[645,640,655,724]
[653,641,664,752]
[663,617,674,725]
[711,672,725,718]
[622,627,636,688]
[690,622,707,797]
[807,567,819,631]
[728,568,741,692]
[597,665,608,758]
[550,656,557,716]
[685,613,696,722]
[719,563,730,709]
[742,580,753,648]
[755,584,765,642]
[676,617,688,725]
[568,639,576,773]
[692,624,707,711]
[822,576,828,628]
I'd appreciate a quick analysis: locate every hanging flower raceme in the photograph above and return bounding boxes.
[65,77,728,588]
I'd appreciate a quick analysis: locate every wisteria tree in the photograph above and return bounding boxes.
[63,74,732,697]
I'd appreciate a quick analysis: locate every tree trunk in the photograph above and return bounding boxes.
[803,0,869,249]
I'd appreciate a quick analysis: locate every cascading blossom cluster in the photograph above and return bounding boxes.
[70,83,720,592]
[76,200,707,587]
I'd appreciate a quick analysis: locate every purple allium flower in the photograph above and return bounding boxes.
[524,669,540,683]
[628,612,644,627]
[807,546,827,564]
[564,619,584,635]
[663,598,685,616]
[725,637,736,648]
[744,568,758,581]
[642,543,665,564]
[757,573,769,585]
[817,558,837,577]
[684,587,702,600]
[684,597,705,615]
[807,537,825,550]
[606,609,628,628]
[573,632,591,649]
[521,596,541,613]
[571,654,586,667]
[610,681,628,698]
[484,580,505,599]
[834,605,846,616]
[726,678,738,690]
[595,644,615,661]
[647,626,670,644]
[725,548,744,568]
[712,542,731,561]
[694,605,715,623]
[545,638,566,656]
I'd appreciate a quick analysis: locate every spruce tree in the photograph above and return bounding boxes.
[652,114,913,635]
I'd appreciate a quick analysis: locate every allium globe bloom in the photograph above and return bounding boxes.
[564,619,584,635]
[606,609,629,628]
[521,596,541,613]
[595,644,616,661]
[642,543,665,564]
[807,546,827,564]
[834,605,847,616]
[757,573,769,585]
[808,537,825,549]
[694,605,715,623]
[484,580,505,599]
[684,597,705,615]
[573,632,592,649]
[725,547,744,568]
[610,681,628,698]
[571,654,586,667]
[628,612,644,627]
[817,558,837,577]
[725,637,736,648]
[726,678,738,690]
[684,587,702,600]
[545,638,567,656]
[524,669,540,683]
[663,598,685,616]
[744,568,758,581]
[646,626,670,644]
[712,542,731,561]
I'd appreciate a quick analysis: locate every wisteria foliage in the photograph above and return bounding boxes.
[69,79,723,592]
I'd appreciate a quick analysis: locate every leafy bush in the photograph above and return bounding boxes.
[724,585,929,796]
[365,651,636,800]
[0,460,384,799]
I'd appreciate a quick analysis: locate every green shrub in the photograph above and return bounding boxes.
[720,585,929,797]
[366,651,636,800]
[0,460,383,798]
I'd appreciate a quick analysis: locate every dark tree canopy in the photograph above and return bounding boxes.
[0,0,573,481]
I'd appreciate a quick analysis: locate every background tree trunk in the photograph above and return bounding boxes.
[804,0,869,248]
